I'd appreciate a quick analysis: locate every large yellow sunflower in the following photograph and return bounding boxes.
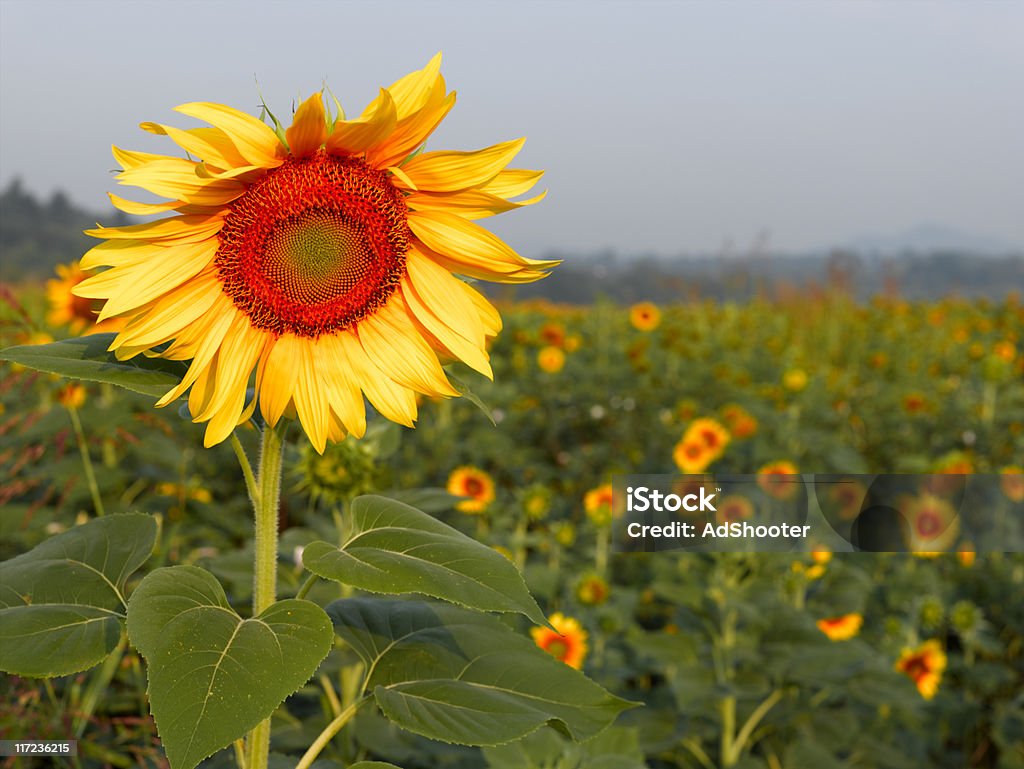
[73,54,553,450]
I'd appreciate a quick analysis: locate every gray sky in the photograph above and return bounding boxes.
[1,0,1022,256]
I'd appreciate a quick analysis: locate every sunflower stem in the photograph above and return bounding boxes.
[246,422,285,769]
[230,432,260,516]
[68,404,105,517]
[294,698,365,769]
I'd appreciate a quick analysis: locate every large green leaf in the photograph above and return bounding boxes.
[327,598,636,747]
[126,566,333,769]
[303,495,546,624]
[0,513,157,677]
[0,334,186,398]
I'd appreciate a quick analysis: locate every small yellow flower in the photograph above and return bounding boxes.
[576,573,610,606]
[537,345,566,373]
[895,640,947,700]
[811,546,833,565]
[757,461,800,499]
[629,302,661,331]
[782,368,808,392]
[816,613,863,641]
[673,437,713,474]
[447,466,495,514]
[683,417,731,461]
[531,613,588,669]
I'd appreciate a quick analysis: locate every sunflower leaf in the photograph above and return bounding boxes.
[327,598,637,747]
[126,566,333,769]
[303,495,546,624]
[0,334,186,399]
[0,513,157,677]
[446,370,496,426]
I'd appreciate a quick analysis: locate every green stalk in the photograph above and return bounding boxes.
[294,698,365,769]
[244,423,285,769]
[68,405,105,516]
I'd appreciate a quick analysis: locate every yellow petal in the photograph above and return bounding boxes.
[292,342,330,452]
[386,52,443,119]
[112,146,172,171]
[357,294,457,397]
[315,335,367,438]
[81,240,166,270]
[401,278,492,378]
[193,313,264,422]
[84,214,224,242]
[108,193,185,216]
[365,90,455,170]
[400,138,525,192]
[75,239,219,318]
[115,269,222,348]
[140,122,249,170]
[339,331,418,427]
[117,160,245,206]
[407,187,546,221]
[257,334,301,427]
[480,169,545,199]
[405,249,484,346]
[408,210,558,277]
[325,89,397,156]
[461,281,502,337]
[286,92,328,159]
[154,301,237,406]
[174,102,284,168]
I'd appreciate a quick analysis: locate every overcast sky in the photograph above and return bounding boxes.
[1,0,1022,256]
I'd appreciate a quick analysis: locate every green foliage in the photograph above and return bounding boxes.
[126,566,333,769]
[0,513,156,677]
[303,495,546,624]
[327,598,636,746]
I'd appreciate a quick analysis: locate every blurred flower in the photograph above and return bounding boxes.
[1000,467,1024,502]
[757,461,800,500]
[295,437,379,504]
[537,345,566,373]
[782,368,808,392]
[629,302,661,331]
[55,382,87,409]
[895,640,947,700]
[531,613,588,669]
[447,466,495,514]
[720,403,758,438]
[716,495,754,525]
[583,483,615,527]
[950,600,983,635]
[957,543,977,567]
[993,340,1016,363]
[827,478,867,520]
[683,417,730,461]
[902,392,930,415]
[46,261,121,335]
[673,437,713,474]
[576,573,610,606]
[521,484,552,521]
[539,322,566,348]
[816,613,863,641]
[811,546,832,565]
[900,493,960,554]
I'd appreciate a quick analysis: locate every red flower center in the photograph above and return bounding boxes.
[216,152,409,337]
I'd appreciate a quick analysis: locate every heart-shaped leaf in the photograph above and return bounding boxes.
[0,513,157,677]
[303,496,545,624]
[327,598,636,747]
[0,334,186,398]
[126,566,333,769]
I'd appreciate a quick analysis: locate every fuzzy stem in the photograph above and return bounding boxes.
[245,423,285,769]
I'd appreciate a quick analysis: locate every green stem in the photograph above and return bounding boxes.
[294,698,364,769]
[230,433,260,515]
[727,688,783,765]
[296,573,319,600]
[74,632,126,737]
[245,423,285,769]
[68,405,105,516]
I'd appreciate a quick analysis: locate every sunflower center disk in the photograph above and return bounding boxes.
[216,152,410,337]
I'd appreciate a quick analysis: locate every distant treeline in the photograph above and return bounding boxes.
[1,179,1021,301]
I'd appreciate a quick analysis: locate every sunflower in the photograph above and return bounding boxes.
[895,640,947,700]
[715,495,754,525]
[531,612,588,669]
[683,417,730,461]
[537,345,566,373]
[583,483,614,526]
[629,301,661,331]
[447,465,495,514]
[673,436,712,474]
[47,261,121,335]
[757,460,800,500]
[816,613,863,641]
[899,493,960,554]
[73,54,553,450]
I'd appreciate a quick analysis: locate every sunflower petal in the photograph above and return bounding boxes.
[140,122,249,170]
[326,89,397,156]
[480,168,545,198]
[258,334,302,427]
[84,214,224,242]
[108,193,185,216]
[315,335,367,438]
[365,90,455,169]
[286,92,328,158]
[339,331,418,427]
[400,138,525,192]
[407,187,546,220]
[117,160,245,206]
[175,102,284,168]
[386,52,443,119]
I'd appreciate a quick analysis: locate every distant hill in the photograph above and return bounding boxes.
[842,223,1021,256]
[0,179,126,280]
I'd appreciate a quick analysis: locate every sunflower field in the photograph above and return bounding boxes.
[2,281,1023,768]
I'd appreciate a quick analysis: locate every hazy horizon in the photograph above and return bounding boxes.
[2,0,1022,257]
